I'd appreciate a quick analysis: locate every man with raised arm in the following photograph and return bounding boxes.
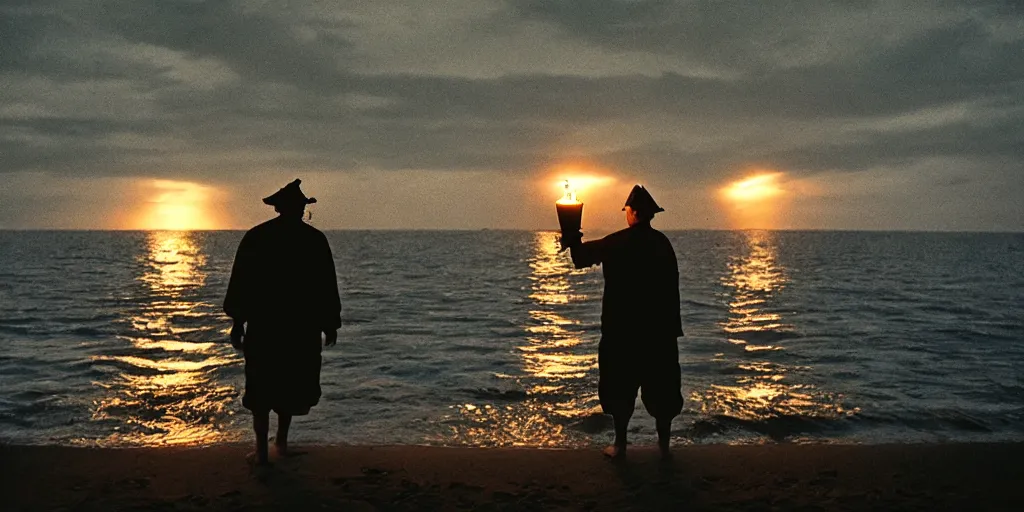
[563,185,684,459]
[224,179,341,465]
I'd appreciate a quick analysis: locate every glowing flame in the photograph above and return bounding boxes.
[556,179,580,205]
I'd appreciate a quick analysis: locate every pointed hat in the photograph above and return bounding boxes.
[262,179,317,206]
[622,184,664,213]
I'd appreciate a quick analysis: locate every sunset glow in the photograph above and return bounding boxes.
[551,174,614,203]
[131,180,223,230]
[719,172,786,229]
[721,173,784,203]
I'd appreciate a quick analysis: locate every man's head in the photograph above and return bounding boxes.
[625,205,651,226]
[622,185,663,226]
[263,179,317,219]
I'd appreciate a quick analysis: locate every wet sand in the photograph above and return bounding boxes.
[3,443,1022,511]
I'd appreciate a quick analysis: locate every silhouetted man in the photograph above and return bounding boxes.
[224,179,341,465]
[563,185,683,459]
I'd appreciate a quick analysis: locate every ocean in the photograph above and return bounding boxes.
[1,230,1022,447]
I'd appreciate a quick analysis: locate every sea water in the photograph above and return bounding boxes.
[1,230,1021,447]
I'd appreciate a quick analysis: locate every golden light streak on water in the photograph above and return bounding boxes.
[694,231,854,428]
[720,230,790,350]
[90,231,241,446]
[446,232,598,447]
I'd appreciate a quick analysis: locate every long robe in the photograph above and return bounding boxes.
[224,216,341,415]
[569,222,684,418]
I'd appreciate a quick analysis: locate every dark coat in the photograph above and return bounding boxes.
[224,216,341,414]
[569,222,684,418]
[569,223,683,339]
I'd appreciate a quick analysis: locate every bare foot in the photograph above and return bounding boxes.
[272,442,308,459]
[659,437,673,457]
[602,445,626,459]
[273,441,288,458]
[246,451,270,467]
[660,446,673,460]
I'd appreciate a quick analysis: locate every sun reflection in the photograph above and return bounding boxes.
[140,230,207,291]
[521,233,597,390]
[442,232,599,447]
[90,231,240,446]
[694,231,856,433]
[720,230,791,348]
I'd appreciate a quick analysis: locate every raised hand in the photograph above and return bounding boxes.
[559,231,583,251]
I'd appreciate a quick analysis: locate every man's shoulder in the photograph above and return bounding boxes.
[650,227,672,243]
[650,228,677,253]
[607,224,667,240]
[290,221,330,248]
[243,218,275,238]
[601,227,633,243]
[592,226,653,249]
[622,225,675,252]
[299,222,329,240]
[247,218,323,235]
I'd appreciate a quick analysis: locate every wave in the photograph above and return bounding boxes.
[2,230,1023,447]
[463,387,529,402]
[685,414,846,441]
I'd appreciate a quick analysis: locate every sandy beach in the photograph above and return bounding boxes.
[3,443,1022,511]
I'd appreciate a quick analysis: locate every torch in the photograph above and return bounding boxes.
[556,180,583,250]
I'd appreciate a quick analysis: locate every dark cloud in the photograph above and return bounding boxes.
[97,0,355,88]
[1,0,1022,229]
[508,1,1024,115]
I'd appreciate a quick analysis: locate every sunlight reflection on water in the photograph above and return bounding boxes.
[2,230,1020,446]
[720,230,791,350]
[694,231,855,433]
[89,231,241,446]
[442,232,600,447]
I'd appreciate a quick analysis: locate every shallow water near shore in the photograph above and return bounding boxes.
[1,230,1022,447]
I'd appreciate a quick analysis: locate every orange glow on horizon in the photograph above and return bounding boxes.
[719,172,786,229]
[539,165,622,233]
[551,174,615,202]
[128,180,224,230]
[721,173,784,203]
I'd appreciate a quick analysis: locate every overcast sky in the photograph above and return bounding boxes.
[1,0,1021,231]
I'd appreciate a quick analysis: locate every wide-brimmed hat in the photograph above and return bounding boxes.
[262,179,317,207]
[622,184,664,213]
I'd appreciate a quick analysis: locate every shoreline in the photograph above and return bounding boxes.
[4,443,1023,511]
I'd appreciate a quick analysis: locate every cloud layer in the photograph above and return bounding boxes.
[1,0,1022,230]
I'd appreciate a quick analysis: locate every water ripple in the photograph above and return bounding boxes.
[0,230,1022,446]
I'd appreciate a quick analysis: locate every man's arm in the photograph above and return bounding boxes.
[224,233,252,349]
[229,320,245,349]
[664,240,684,338]
[319,233,342,347]
[566,235,609,269]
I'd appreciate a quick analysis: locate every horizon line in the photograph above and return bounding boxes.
[1,227,1022,235]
